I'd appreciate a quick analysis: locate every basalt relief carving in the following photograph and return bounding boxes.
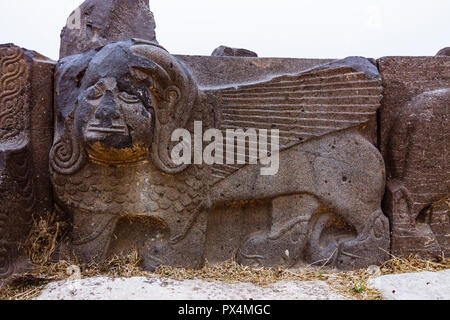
[379,57,450,258]
[384,90,449,258]
[0,44,54,283]
[52,38,389,270]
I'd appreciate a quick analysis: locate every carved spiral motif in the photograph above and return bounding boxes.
[0,46,28,142]
[50,134,85,175]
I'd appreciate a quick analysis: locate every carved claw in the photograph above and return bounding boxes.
[304,212,345,267]
[333,211,390,270]
[237,223,305,268]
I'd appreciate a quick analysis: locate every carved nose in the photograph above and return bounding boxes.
[94,91,120,128]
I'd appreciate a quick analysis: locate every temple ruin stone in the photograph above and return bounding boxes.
[0,44,54,283]
[378,56,450,258]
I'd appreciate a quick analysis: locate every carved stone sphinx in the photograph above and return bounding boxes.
[51,38,389,270]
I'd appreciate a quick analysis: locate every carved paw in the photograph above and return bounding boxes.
[304,212,357,267]
[334,211,390,269]
[237,230,303,268]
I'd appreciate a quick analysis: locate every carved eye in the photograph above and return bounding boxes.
[118,92,140,104]
[164,86,181,104]
[87,85,103,100]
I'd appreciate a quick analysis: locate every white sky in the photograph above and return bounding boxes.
[0,0,449,61]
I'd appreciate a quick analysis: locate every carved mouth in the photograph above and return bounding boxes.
[85,124,129,144]
[87,125,127,134]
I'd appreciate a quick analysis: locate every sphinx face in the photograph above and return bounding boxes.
[79,77,154,166]
[51,40,198,176]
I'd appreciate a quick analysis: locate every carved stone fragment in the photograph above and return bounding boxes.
[52,39,389,270]
[378,57,450,258]
[212,46,258,57]
[60,0,158,59]
[0,44,54,283]
[436,47,450,56]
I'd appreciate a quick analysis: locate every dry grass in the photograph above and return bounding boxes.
[380,253,450,274]
[0,280,50,300]
[154,261,383,300]
[26,209,70,265]
[2,253,448,300]
[156,261,328,286]
[1,212,449,300]
[0,252,144,300]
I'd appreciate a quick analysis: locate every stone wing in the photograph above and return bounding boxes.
[211,57,382,182]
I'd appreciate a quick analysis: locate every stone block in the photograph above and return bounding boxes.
[0,44,54,283]
[378,56,450,258]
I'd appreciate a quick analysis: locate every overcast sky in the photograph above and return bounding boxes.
[0,0,448,61]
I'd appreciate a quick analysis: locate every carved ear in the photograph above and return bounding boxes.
[50,134,85,175]
[50,112,86,175]
[151,82,197,174]
[130,43,198,174]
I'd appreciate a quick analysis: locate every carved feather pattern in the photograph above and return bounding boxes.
[211,62,383,182]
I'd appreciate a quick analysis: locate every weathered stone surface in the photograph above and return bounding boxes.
[0,44,54,283]
[51,38,389,270]
[378,57,450,258]
[176,55,335,88]
[436,47,450,56]
[36,276,348,300]
[212,46,258,57]
[59,0,157,59]
[368,270,450,300]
